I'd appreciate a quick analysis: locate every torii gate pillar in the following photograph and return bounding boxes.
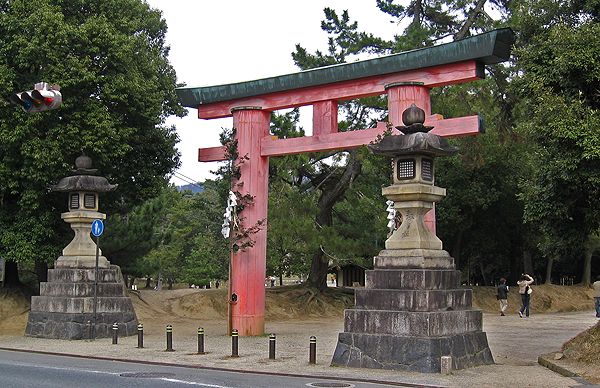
[229,107,270,336]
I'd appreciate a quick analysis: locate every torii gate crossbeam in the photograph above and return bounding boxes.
[176,28,514,336]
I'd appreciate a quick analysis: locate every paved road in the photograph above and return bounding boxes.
[0,349,432,388]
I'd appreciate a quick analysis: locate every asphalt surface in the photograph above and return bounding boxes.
[1,311,599,387]
[0,349,433,388]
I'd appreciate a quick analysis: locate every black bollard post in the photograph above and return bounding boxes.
[309,336,317,364]
[231,329,239,357]
[112,323,118,345]
[269,333,276,360]
[137,323,144,348]
[166,324,174,351]
[197,327,205,354]
[86,320,92,340]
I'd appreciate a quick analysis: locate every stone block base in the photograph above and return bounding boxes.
[331,331,493,373]
[25,311,138,340]
[25,265,138,340]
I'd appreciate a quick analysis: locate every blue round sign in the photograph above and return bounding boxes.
[91,219,104,237]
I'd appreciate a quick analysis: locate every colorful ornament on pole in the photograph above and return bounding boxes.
[386,200,397,232]
[221,190,237,238]
[9,82,62,113]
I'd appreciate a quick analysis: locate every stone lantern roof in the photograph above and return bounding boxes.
[368,104,458,158]
[51,154,117,193]
[368,131,458,158]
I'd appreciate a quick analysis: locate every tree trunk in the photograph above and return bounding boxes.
[545,256,554,284]
[279,273,283,287]
[3,260,21,287]
[451,229,463,269]
[523,250,533,275]
[144,277,152,289]
[479,261,488,286]
[306,150,362,292]
[34,260,48,283]
[582,246,593,287]
[308,248,329,292]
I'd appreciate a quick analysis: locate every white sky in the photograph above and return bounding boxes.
[144,1,399,185]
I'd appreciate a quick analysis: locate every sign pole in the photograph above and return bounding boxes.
[91,219,104,341]
[93,234,99,340]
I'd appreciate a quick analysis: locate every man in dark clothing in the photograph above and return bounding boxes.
[497,278,509,316]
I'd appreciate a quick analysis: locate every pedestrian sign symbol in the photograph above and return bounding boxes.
[91,219,104,237]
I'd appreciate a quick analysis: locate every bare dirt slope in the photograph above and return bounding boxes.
[0,284,595,336]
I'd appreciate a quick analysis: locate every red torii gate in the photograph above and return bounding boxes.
[176,28,514,336]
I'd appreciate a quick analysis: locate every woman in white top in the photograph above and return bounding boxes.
[517,274,534,318]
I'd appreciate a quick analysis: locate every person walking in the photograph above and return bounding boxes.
[593,275,600,318]
[497,278,509,316]
[517,274,534,318]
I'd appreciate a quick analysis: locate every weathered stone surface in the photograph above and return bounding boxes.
[344,308,483,336]
[331,331,493,373]
[373,249,454,269]
[30,296,135,314]
[26,265,137,340]
[355,288,472,311]
[26,311,137,340]
[39,282,124,297]
[365,269,461,290]
[48,268,119,283]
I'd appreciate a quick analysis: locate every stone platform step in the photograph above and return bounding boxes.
[344,308,482,337]
[26,311,138,340]
[39,282,125,297]
[47,268,120,283]
[30,295,135,314]
[355,288,471,311]
[365,268,461,290]
[331,331,493,372]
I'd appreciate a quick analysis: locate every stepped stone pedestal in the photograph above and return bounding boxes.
[331,251,493,372]
[26,265,138,339]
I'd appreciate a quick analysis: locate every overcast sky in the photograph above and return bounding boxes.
[144,1,399,186]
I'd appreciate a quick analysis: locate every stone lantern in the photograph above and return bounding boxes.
[51,154,117,269]
[331,105,493,372]
[25,155,138,340]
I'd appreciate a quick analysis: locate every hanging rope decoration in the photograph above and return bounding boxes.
[221,190,238,238]
[386,200,397,236]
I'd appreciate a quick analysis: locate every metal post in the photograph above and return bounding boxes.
[112,322,118,344]
[269,333,276,360]
[86,320,92,340]
[197,327,205,354]
[231,329,239,357]
[137,323,144,348]
[166,324,174,351]
[92,235,100,340]
[309,336,317,364]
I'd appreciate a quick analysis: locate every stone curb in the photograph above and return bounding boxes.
[538,354,578,378]
[537,352,600,387]
[0,346,445,388]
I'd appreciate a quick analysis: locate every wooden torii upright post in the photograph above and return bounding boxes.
[176,28,514,336]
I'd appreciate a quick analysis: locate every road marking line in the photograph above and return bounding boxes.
[160,377,233,387]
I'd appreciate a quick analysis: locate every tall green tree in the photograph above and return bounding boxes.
[511,0,600,283]
[0,0,184,286]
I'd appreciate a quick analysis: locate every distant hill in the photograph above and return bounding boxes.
[177,182,204,193]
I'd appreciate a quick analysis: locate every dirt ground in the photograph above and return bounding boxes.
[1,284,599,385]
